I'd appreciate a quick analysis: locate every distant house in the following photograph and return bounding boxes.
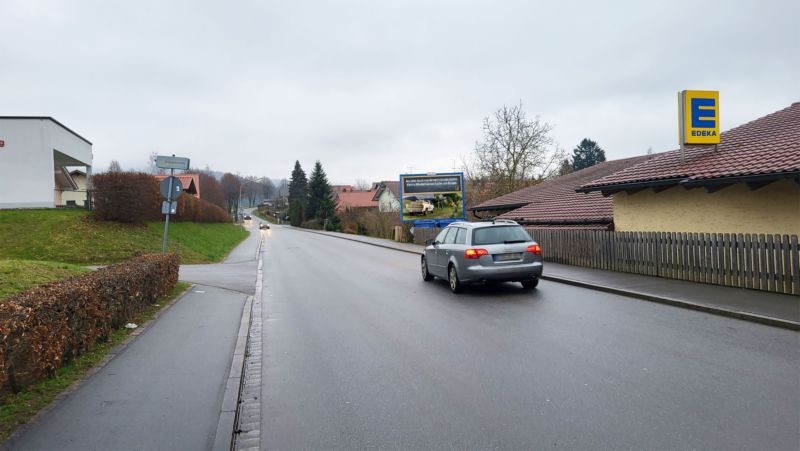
[153,173,201,198]
[578,102,800,235]
[336,190,378,212]
[470,155,655,230]
[60,169,89,207]
[0,117,93,208]
[371,181,401,212]
[331,185,355,194]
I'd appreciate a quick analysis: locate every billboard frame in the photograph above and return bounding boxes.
[399,172,467,227]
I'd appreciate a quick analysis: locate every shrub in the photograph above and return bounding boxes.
[0,253,179,395]
[173,194,231,223]
[93,172,161,223]
[93,172,230,223]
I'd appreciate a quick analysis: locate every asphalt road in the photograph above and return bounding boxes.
[260,226,800,450]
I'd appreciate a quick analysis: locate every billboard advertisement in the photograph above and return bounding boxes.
[400,172,466,225]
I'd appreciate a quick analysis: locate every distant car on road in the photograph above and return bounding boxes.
[244,215,252,220]
[421,220,543,293]
[259,223,269,230]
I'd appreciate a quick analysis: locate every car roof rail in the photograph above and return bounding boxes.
[491,219,519,225]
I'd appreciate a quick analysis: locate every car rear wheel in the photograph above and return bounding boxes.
[421,256,433,281]
[448,264,463,294]
[521,278,539,289]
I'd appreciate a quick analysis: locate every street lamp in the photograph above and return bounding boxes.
[238,177,266,221]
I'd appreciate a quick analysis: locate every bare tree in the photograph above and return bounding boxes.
[470,102,564,196]
[107,160,123,172]
[241,176,262,207]
[261,177,276,200]
[147,152,166,174]
[198,170,226,209]
[354,179,371,191]
[220,173,241,214]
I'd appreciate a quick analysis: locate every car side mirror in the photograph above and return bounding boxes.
[425,239,434,246]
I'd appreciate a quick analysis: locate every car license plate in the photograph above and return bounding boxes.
[496,252,522,261]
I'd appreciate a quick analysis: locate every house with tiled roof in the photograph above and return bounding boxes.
[470,155,655,230]
[336,190,378,212]
[578,102,800,235]
[154,173,200,198]
[371,181,401,212]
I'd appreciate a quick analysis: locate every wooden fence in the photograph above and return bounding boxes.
[527,229,800,296]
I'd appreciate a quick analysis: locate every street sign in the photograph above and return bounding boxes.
[160,176,184,199]
[162,201,177,215]
[155,155,190,170]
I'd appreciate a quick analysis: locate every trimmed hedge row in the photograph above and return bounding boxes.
[92,172,231,223]
[0,253,180,395]
[93,172,162,223]
[174,194,231,223]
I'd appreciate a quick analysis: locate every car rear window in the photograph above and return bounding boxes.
[471,226,532,245]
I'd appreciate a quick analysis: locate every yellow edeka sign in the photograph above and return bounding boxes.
[679,90,720,145]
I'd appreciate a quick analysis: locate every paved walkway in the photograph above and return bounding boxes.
[4,223,262,451]
[298,228,800,330]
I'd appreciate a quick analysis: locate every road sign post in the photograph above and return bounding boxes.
[156,154,189,253]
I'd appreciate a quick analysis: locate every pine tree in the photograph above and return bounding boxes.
[571,138,606,171]
[288,161,308,220]
[306,161,335,223]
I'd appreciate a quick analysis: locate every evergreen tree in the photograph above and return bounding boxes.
[571,138,606,171]
[288,160,308,219]
[306,161,334,221]
[556,158,573,176]
[288,199,304,226]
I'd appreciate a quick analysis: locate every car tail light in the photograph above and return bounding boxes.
[526,244,542,255]
[464,248,489,259]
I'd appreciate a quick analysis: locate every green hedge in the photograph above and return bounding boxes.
[0,253,180,395]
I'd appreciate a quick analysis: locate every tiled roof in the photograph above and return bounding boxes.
[580,102,800,191]
[336,190,378,211]
[472,155,654,212]
[524,223,611,231]
[154,173,200,197]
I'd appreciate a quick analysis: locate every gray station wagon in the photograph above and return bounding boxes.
[421,220,543,293]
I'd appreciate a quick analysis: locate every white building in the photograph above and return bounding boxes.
[0,117,93,208]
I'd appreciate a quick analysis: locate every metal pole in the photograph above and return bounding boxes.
[162,168,174,253]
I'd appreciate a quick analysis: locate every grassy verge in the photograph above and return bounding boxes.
[0,282,191,441]
[251,210,280,224]
[0,260,90,300]
[0,210,248,265]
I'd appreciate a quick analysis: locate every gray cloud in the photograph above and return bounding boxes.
[1,0,798,184]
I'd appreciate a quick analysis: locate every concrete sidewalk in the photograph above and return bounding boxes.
[4,222,263,451]
[297,227,800,330]
[4,286,248,451]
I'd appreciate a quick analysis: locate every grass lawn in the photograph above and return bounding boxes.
[0,209,248,265]
[0,282,190,441]
[0,260,90,299]
[251,210,280,224]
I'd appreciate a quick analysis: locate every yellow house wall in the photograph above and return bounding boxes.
[613,179,800,235]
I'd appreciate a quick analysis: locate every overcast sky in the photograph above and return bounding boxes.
[2,0,798,185]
